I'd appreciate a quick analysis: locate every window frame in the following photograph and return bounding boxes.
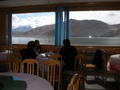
[10,1,120,46]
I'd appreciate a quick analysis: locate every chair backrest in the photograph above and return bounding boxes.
[10,59,22,72]
[74,55,86,74]
[41,59,61,90]
[21,59,39,75]
[0,60,11,72]
[8,52,22,72]
[9,52,22,61]
[67,73,80,90]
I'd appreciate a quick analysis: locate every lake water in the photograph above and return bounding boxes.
[12,37,120,46]
[12,37,54,44]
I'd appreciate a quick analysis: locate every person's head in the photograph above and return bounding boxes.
[63,39,70,46]
[35,40,40,46]
[27,41,35,49]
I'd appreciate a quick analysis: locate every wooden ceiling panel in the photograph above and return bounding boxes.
[0,0,120,8]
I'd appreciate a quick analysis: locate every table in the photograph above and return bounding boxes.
[36,53,49,62]
[0,72,54,90]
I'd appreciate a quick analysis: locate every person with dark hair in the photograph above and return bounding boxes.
[60,39,77,71]
[60,39,77,90]
[34,40,41,55]
[20,41,37,60]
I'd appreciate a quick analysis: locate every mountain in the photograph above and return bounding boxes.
[12,26,32,32]
[69,19,110,37]
[12,19,120,37]
[13,24,55,37]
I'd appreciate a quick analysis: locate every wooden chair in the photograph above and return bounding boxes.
[41,59,61,90]
[67,73,80,90]
[85,63,97,77]
[74,54,97,79]
[8,52,22,72]
[21,59,39,75]
[0,51,12,72]
[0,60,11,72]
[10,59,22,72]
[74,55,86,74]
[48,54,63,67]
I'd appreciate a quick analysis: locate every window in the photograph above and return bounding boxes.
[12,12,55,45]
[69,11,120,46]
[12,10,120,46]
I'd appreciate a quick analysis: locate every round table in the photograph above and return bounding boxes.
[0,72,54,90]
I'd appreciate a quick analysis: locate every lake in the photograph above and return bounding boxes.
[12,37,120,46]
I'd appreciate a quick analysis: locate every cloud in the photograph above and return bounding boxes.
[12,11,120,29]
[70,11,120,25]
[12,13,55,29]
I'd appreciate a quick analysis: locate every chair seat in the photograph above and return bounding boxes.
[85,64,96,69]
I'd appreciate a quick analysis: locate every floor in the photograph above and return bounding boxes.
[62,71,120,90]
[84,75,119,90]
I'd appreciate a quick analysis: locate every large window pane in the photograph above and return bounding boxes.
[69,11,120,46]
[12,12,55,45]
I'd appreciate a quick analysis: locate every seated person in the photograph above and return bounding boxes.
[20,41,37,60]
[34,40,41,55]
[60,39,77,71]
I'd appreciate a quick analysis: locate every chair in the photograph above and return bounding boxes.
[67,73,80,90]
[74,55,86,75]
[74,54,97,81]
[21,59,39,75]
[48,54,63,66]
[0,60,11,72]
[10,59,22,72]
[41,59,61,90]
[8,52,22,72]
[0,46,13,71]
[85,49,105,79]
[74,54,97,79]
[85,63,97,77]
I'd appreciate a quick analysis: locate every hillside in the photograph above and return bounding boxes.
[13,19,120,37]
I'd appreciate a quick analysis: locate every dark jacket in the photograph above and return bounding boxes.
[60,45,77,71]
[20,48,37,60]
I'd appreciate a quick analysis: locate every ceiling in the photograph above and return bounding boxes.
[0,0,120,8]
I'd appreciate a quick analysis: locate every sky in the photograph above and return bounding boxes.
[12,11,120,29]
